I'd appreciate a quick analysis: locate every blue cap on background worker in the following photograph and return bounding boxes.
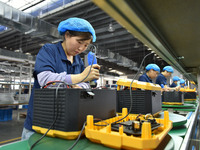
[138,64,160,83]
[156,66,174,89]
[169,76,180,87]
[180,79,186,87]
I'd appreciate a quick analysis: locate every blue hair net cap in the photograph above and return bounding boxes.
[180,79,185,84]
[173,76,180,81]
[163,66,174,73]
[145,64,160,72]
[58,17,96,42]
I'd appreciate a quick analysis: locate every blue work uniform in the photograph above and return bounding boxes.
[181,84,186,88]
[24,42,84,131]
[169,82,177,87]
[156,73,167,88]
[138,73,153,83]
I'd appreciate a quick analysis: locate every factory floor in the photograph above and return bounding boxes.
[0,108,27,146]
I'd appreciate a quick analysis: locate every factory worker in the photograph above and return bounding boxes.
[180,79,186,88]
[138,64,160,83]
[170,76,180,87]
[22,17,100,140]
[156,66,175,91]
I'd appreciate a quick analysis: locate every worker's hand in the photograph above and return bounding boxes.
[175,86,180,91]
[163,87,170,91]
[71,84,82,89]
[81,64,100,82]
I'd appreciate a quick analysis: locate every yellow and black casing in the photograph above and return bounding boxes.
[116,79,162,115]
[162,91,184,105]
[85,108,172,150]
[180,88,197,101]
[32,88,116,139]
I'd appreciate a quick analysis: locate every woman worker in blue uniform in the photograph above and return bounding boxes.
[169,76,180,88]
[138,64,160,83]
[21,17,100,140]
[156,66,177,91]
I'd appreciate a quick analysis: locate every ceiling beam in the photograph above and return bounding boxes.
[0,1,61,42]
[92,0,196,82]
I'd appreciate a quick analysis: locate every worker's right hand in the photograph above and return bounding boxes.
[163,87,170,91]
[81,64,100,82]
[175,86,181,91]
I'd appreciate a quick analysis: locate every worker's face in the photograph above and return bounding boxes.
[166,72,172,77]
[174,81,178,84]
[64,34,91,56]
[149,69,159,79]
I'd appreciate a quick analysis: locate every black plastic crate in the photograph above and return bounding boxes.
[162,91,184,103]
[33,88,116,132]
[184,92,197,100]
[117,90,162,115]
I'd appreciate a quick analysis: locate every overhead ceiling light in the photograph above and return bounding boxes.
[24,29,36,35]
[14,50,20,52]
[25,52,31,55]
[133,42,139,48]
[177,56,184,60]
[108,23,115,32]
[39,43,44,46]
[110,70,124,75]
[147,48,152,50]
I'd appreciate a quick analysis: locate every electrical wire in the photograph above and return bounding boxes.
[112,52,153,124]
[67,122,86,150]
[30,46,97,150]
[94,52,153,126]
[66,46,98,149]
[66,44,97,87]
[31,48,152,149]
[30,82,63,150]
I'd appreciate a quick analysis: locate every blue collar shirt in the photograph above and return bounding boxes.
[138,73,153,83]
[156,73,167,87]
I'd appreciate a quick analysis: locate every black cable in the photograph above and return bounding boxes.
[30,82,63,150]
[66,48,98,149]
[42,45,97,88]
[30,46,97,149]
[62,45,97,87]
[111,52,153,124]
[94,52,153,126]
[67,117,107,149]
[67,122,86,150]
[61,52,154,150]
